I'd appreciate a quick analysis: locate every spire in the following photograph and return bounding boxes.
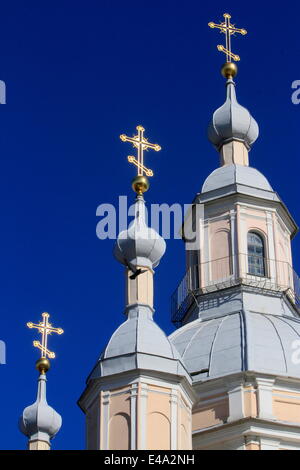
[78,125,193,451]
[114,125,166,312]
[84,125,184,377]
[207,13,259,166]
[19,373,62,450]
[19,312,63,450]
[115,124,165,272]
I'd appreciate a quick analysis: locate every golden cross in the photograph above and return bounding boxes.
[208,13,247,62]
[120,125,161,177]
[27,312,63,359]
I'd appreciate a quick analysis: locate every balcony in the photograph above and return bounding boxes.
[171,254,300,327]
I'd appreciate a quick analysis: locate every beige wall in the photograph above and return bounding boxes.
[204,215,232,286]
[86,380,300,450]
[209,217,231,261]
[147,413,171,450]
[245,442,260,450]
[147,384,172,450]
[192,382,300,450]
[220,141,249,167]
[109,413,131,449]
[193,394,229,431]
[86,397,100,450]
[109,387,131,450]
[243,387,258,418]
[147,385,193,450]
[86,381,192,450]
[204,205,294,292]
[126,267,154,308]
[273,389,300,424]
[179,394,192,449]
[29,440,50,450]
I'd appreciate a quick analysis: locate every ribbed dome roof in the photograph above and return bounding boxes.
[104,307,181,361]
[208,79,259,151]
[114,195,166,269]
[88,305,190,380]
[169,311,300,382]
[202,164,273,193]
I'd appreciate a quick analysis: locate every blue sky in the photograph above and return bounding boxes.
[1,0,300,450]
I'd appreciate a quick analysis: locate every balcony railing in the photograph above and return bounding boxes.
[171,254,300,327]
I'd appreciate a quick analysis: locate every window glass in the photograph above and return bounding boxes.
[247,232,265,276]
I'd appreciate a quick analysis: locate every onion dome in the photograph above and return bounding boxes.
[19,373,62,445]
[114,194,166,269]
[208,78,259,151]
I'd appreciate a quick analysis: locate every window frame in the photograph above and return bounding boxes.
[247,230,268,278]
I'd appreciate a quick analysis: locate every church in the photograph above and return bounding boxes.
[18,14,300,451]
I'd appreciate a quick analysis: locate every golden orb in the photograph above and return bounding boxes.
[221,62,238,79]
[132,175,150,195]
[36,357,50,374]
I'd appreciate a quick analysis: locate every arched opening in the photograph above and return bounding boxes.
[210,230,232,281]
[109,413,131,450]
[147,412,171,450]
[180,424,189,449]
[247,231,266,277]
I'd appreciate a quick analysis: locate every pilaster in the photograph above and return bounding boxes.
[256,377,275,420]
[227,379,245,423]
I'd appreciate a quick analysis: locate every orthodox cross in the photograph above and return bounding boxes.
[208,13,247,62]
[27,312,64,359]
[120,125,161,177]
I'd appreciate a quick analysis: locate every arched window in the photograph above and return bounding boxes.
[247,232,266,276]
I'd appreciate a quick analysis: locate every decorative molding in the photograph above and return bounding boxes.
[193,394,228,409]
[255,377,275,420]
[227,380,245,423]
[273,392,300,401]
[260,437,280,450]
[245,434,260,446]
[230,209,237,277]
[203,213,231,224]
[138,383,148,450]
[101,391,110,450]
[130,383,138,450]
[266,212,276,281]
[170,390,178,450]
[204,219,209,264]
[192,417,300,450]
[110,388,131,398]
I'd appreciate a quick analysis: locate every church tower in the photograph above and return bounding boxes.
[169,14,300,450]
[19,312,63,450]
[78,127,194,450]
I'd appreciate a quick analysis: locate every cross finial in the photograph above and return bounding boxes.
[27,312,63,361]
[120,125,161,178]
[208,13,247,63]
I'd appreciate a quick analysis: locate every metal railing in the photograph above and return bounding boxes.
[171,254,300,327]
